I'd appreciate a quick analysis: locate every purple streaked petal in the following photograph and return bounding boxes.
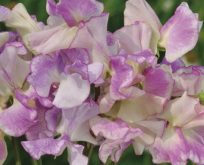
[47,0,103,26]
[110,55,145,100]
[114,22,152,53]
[124,0,161,53]
[160,2,201,62]
[90,116,142,163]
[0,42,30,92]
[0,100,37,137]
[0,134,7,164]
[173,66,204,96]
[26,105,61,140]
[28,54,60,97]
[144,67,173,99]
[67,143,88,165]
[71,14,109,66]
[21,136,69,160]
[53,73,90,109]
[58,101,98,143]
[150,127,188,165]
[162,58,185,73]
[90,117,142,141]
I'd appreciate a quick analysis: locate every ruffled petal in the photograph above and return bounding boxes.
[58,101,98,143]
[25,24,78,55]
[160,2,201,62]
[53,73,90,109]
[144,67,173,99]
[21,136,68,160]
[114,22,152,53]
[0,100,37,136]
[67,143,88,165]
[47,0,103,26]
[124,0,161,52]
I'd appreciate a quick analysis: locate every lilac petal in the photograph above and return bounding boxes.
[114,22,152,53]
[90,117,142,163]
[0,100,37,136]
[173,66,204,96]
[0,134,7,164]
[160,2,201,62]
[162,58,185,73]
[0,42,30,90]
[99,140,131,163]
[53,73,90,109]
[21,136,68,159]
[47,0,103,26]
[144,67,174,99]
[67,143,88,165]
[71,14,109,66]
[28,54,60,97]
[26,105,61,140]
[90,117,142,141]
[25,24,78,55]
[150,127,188,165]
[0,6,10,21]
[124,0,161,52]
[58,101,98,143]
[110,55,145,100]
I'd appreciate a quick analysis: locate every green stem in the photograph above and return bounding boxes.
[104,158,116,165]
[12,137,21,165]
[32,159,42,165]
[88,144,94,160]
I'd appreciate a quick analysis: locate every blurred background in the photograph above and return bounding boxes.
[0,0,203,165]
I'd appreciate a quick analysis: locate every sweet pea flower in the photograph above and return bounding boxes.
[124,0,202,62]
[90,116,142,163]
[28,48,103,109]
[150,93,204,165]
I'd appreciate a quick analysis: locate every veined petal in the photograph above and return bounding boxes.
[28,54,60,97]
[58,101,98,144]
[144,67,173,99]
[150,127,188,165]
[53,73,90,109]
[21,136,68,159]
[160,2,201,62]
[71,14,109,66]
[47,0,103,27]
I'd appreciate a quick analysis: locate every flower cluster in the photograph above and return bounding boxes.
[0,0,203,164]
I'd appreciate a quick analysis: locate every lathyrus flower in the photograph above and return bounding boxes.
[124,0,202,62]
[149,92,204,165]
[28,48,103,109]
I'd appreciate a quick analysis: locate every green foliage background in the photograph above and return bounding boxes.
[0,0,203,164]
